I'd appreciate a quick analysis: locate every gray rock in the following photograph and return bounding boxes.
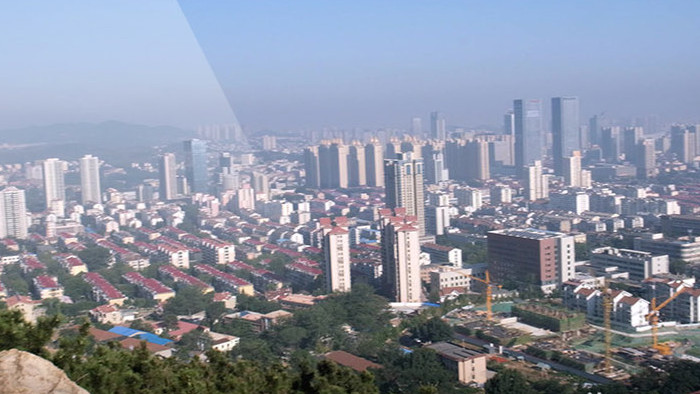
[0,349,88,394]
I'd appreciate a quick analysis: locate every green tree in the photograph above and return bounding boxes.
[484,368,536,394]
[413,317,454,343]
[0,309,60,357]
[78,246,112,271]
[162,286,212,316]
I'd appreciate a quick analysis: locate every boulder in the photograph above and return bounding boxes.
[0,349,88,393]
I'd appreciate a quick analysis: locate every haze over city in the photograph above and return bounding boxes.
[2,2,700,393]
[2,1,700,130]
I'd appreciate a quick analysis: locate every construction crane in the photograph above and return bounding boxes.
[646,289,685,355]
[602,281,613,374]
[466,270,501,321]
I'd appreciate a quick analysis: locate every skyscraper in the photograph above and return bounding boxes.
[421,144,448,185]
[670,125,696,164]
[365,139,385,187]
[0,187,28,239]
[601,127,621,162]
[184,139,208,194]
[636,139,657,179]
[323,224,351,293]
[347,141,367,187]
[562,151,582,187]
[303,146,321,188]
[430,111,446,140]
[623,127,644,162]
[80,154,102,205]
[42,158,65,213]
[514,99,543,176]
[159,153,178,201]
[525,160,548,201]
[380,209,422,303]
[551,96,580,175]
[319,140,349,189]
[384,152,425,235]
[252,171,269,197]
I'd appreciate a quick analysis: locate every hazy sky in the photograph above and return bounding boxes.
[2,1,699,132]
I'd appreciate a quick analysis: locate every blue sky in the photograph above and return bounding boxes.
[1,1,699,131]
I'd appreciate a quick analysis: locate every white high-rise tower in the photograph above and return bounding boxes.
[43,158,65,214]
[80,154,102,204]
[0,187,29,239]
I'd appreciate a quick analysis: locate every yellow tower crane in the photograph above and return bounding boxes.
[646,288,685,355]
[466,270,502,321]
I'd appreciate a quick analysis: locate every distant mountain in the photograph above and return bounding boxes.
[0,121,195,164]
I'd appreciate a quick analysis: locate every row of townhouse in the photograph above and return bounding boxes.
[33,275,63,300]
[122,272,175,302]
[563,281,650,331]
[83,272,128,305]
[193,264,254,295]
[55,254,88,275]
[285,262,322,288]
[158,265,214,293]
[642,277,700,324]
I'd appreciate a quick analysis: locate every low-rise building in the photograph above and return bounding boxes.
[84,272,127,305]
[158,265,214,293]
[33,275,63,299]
[56,254,88,276]
[590,247,669,281]
[194,264,254,295]
[421,243,462,268]
[122,272,175,302]
[426,342,488,385]
[634,233,700,263]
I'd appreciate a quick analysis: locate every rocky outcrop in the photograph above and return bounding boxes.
[0,349,88,394]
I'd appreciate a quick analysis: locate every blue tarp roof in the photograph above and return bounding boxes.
[137,332,173,346]
[108,326,173,346]
[108,326,144,337]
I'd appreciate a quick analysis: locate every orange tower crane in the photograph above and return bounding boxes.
[646,288,686,355]
[466,270,502,321]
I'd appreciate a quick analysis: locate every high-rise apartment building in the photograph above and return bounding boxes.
[430,111,446,140]
[422,144,448,185]
[159,153,178,201]
[670,125,697,164]
[514,99,543,176]
[319,140,349,189]
[636,139,657,179]
[184,139,208,194]
[348,141,367,187]
[380,209,422,303]
[455,188,482,210]
[43,158,65,213]
[0,187,28,239]
[384,152,425,235]
[524,160,548,201]
[252,171,269,197]
[303,146,321,188]
[623,127,644,162]
[562,151,582,187]
[551,96,580,175]
[323,224,351,293]
[601,127,621,162]
[488,228,575,293]
[365,139,385,188]
[445,138,490,182]
[80,154,101,204]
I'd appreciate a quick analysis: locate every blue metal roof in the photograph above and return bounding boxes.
[136,332,173,346]
[108,326,144,337]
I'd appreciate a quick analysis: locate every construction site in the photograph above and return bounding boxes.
[443,270,700,382]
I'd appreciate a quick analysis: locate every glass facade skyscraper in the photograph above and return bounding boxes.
[184,139,208,194]
[552,96,580,175]
[514,99,543,176]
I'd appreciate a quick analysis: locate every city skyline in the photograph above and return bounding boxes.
[2,2,700,132]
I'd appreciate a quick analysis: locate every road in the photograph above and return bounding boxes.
[454,333,613,385]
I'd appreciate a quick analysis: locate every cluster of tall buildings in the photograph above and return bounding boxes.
[303,139,385,189]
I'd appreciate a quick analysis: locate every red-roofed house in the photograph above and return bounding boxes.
[33,275,63,299]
